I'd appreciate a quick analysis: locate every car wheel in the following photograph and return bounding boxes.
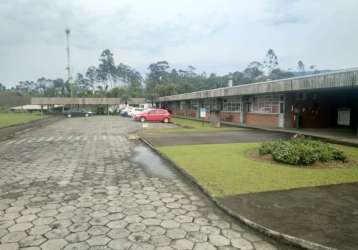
[85,113,89,117]
[163,118,169,123]
[67,114,72,118]
[140,117,146,123]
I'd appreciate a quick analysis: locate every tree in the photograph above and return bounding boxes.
[97,49,117,89]
[297,60,305,74]
[263,49,279,75]
[0,83,6,92]
[86,66,98,90]
[244,61,264,81]
[268,69,294,80]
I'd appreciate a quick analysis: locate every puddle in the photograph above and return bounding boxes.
[130,145,178,179]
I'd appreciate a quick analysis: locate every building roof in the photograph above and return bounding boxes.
[158,67,358,102]
[31,97,146,105]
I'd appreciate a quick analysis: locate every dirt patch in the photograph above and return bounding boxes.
[246,148,355,169]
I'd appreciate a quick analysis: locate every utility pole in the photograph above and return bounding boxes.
[65,28,72,82]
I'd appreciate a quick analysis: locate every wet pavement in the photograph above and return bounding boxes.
[141,130,291,147]
[0,116,298,250]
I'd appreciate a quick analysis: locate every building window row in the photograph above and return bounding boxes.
[223,98,241,112]
[249,95,281,114]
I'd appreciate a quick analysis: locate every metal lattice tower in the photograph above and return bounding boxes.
[65,28,72,81]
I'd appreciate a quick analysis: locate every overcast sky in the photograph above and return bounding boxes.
[1,0,358,86]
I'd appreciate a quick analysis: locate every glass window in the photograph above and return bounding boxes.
[250,95,281,114]
[223,98,241,112]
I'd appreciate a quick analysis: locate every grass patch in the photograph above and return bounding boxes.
[0,113,46,128]
[159,143,358,197]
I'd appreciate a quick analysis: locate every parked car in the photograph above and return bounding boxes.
[128,108,145,118]
[120,106,133,117]
[133,109,171,123]
[63,109,93,118]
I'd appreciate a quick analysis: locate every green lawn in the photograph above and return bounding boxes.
[159,143,358,197]
[0,113,46,128]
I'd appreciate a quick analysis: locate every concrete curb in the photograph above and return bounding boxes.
[139,136,338,250]
[0,116,63,141]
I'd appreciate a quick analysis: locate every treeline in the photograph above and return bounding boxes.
[0,49,319,100]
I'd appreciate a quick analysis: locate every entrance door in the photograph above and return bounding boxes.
[278,96,285,128]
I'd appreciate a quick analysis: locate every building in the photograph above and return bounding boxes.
[158,68,358,134]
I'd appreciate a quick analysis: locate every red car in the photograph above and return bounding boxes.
[133,109,171,123]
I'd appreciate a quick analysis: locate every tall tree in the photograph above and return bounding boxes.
[263,49,279,75]
[297,60,305,74]
[0,83,6,92]
[97,49,117,89]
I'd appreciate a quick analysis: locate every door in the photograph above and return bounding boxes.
[278,96,285,128]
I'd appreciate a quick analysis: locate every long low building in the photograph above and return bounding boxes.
[31,97,146,106]
[158,68,358,132]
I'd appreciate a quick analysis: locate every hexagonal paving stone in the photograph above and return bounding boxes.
[45,227,71,239]
[87,225,109,235]
[145,226,166,236]
[16,214,37,223]
[41,239,68,250]
[86,235,111,246]
[28,225,51,235]
[65,231,90,243]
[174,215,193,223]
[107,228,130,239]
[186,231,208,243]
[208,234,230,247]
[211,220,230,229]
[38,210,58,217]
[0,243,19,250]
[222,229,242,239]
[139,210,156,218]
[89,217,109,226]
[166,228,186,240]
[107,220,128,229]
[106,213,125,221]
[150,235,171,246]
[32,217,54,226]
[193,242,216,250]
[1,231,27,243]
[71,215,91,223]
[199,226,220,235]
[181,223,200,232]
[19,235,47,247]
[172,239,194,249]
[0,220,15,229]
[68,223,91,233]
[161,220,179,229]
[231,238,254,250]
[124,215,142,224]
[127,223,146,233]
[63,242,90,250]
[142,218,161,226]
[8,223,33,232]
[128,231,151,242]
[108,238,133,249]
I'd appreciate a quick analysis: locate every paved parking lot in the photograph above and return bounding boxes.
[0,117,294,250]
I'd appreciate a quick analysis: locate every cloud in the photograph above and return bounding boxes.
[0,0,358,86]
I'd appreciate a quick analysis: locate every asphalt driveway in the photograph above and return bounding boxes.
[141,129,291,147]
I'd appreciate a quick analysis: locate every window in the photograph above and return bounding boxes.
[250,95,281,114]
[223,98,241,112]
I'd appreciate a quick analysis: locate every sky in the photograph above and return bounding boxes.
[1,0,358,86]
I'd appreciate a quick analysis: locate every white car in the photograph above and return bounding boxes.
[120,106,134,117]
[128,108,145,118]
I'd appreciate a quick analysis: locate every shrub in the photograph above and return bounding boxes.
[259,136,346,166]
